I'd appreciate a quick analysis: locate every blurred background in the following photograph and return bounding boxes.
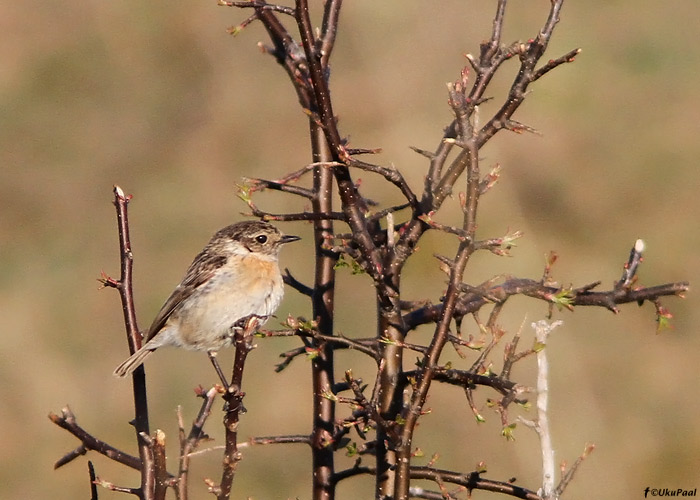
[2,0,698,498]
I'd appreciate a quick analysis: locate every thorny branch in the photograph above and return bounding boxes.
[213,321,258,500]
[50,188,257,500]
[177,386,219,499]
[50,406,141,471]
[52,186,157,500]
[403,276,688,332]
[219,0,689,498]
[51,2,690,500]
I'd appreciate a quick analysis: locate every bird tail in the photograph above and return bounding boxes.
[113,347,156,378]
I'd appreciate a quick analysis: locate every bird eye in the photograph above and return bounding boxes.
[255,234,268,244]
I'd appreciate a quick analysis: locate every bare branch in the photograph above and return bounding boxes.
[219,1,295,17]
[282,268,314,297]
[555,443,595,497]
[216,330,255,500]
[403,277,689,332]
[532,47,582,82]
[348,158,419,211]
[50,407,141,471]
[178,386,219,498]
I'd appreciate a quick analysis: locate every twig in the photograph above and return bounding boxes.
[274,345,307,372]
[331,465,541,499]
[245,208,347,222]
[88,461,99,500]
[348,158,419,211]
[245,434,311,446]
[152,430,169,500]
[408,368,522,399]
[243,178,316,199]
[318,0,342,66]
[555,443,595,497]
[617,238,645,289]
[52,186,155,498]
[282,268,314,297]
[111,185,154,499]
[532,47,582,82]
[178,386,219,499]
[219,1,295,17]
[50,407,141,470]
[403,277,689,332]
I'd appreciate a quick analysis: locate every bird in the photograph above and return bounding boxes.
[113,220,300,378]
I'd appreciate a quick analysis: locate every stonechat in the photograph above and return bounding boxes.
[113,220,300,377]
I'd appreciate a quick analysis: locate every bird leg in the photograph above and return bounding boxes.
[207,350,230,390]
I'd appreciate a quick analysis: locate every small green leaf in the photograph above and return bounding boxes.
[517,400,532,411]
[378,336,398,345]
[321,389,337,401]
[501,423,517,441]
[333,255,365,275]
[657,315,672,332]
[501,229,523,247]
[235,183,252,203]
[333,257,350,270]
[656,305,674,333]
[550,288,574,311]
[346,442,358,457]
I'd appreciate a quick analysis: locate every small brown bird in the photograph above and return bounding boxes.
[114,221,300,377]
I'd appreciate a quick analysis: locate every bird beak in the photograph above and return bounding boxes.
[280,234,301,244]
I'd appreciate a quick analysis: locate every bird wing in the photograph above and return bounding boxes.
[145,250,228,341]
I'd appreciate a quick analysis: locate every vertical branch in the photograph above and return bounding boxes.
[309,124,337,500]
[294,0,383,281]
[518,320,563,500]
[373,308,404,500]
[88,461,98,500]
[318,0,342,67]
[111,185,154,500]
[462,142,480,236]
[395,143,480,499]
[532,320,556,499]
[294,0,343,155]
[216,332,253,500]
[178,387,218,500]
[308,4,343,498]
[152,430,168,500]
[294,4,409,498]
